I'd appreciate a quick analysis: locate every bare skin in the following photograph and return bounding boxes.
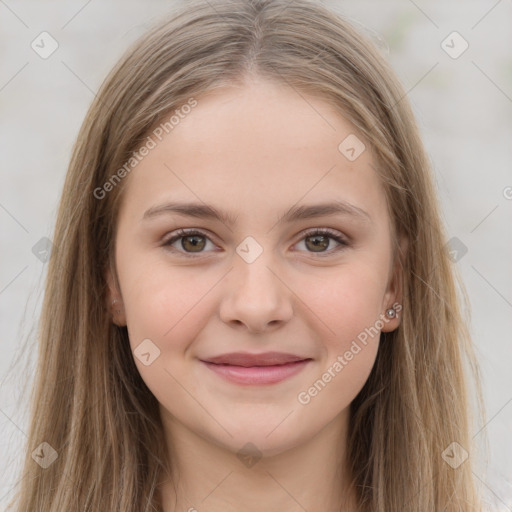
[107,76,402,512]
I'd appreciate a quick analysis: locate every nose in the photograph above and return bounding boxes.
[218,249,294,334]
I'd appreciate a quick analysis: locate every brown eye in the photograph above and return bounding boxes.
[163,229,216,256]
[181,235,206,252]
[305,234,330,252]
[294,228,348,256]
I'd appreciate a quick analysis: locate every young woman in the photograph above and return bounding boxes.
[9,0,486,510]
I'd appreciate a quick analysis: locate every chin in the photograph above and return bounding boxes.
[206,419,311,459]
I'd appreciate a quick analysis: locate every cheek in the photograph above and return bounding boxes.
[292,264,386,401]
[302,262,388,345]
[117,261,220,406]
[120,261,217,350]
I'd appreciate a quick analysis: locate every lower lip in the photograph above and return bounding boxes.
[201,360,311,385]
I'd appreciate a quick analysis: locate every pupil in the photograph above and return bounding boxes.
[183,236,205,252]
[307,235,328,252]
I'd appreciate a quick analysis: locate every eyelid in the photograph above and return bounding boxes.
[162,227,349,257]
[300,227,349,244]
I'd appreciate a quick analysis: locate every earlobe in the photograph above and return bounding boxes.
[381,301,402,332]
[105,266,127,327]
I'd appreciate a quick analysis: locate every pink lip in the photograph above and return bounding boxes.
[200,358,311,385]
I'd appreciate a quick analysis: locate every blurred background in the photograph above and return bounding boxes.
[1,0,511,509]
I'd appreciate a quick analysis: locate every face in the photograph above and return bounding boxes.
[108,77,402,458]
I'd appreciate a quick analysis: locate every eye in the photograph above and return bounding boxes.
[294,228,348,255]
[162,229,218,256]
[163,227,348,258]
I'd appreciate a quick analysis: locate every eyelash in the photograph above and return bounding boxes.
[162,228,349,258]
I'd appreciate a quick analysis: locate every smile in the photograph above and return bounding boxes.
[200,359,312,385]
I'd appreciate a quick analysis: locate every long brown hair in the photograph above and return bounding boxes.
[7,0,486,510]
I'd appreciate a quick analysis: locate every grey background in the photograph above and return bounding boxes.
[1,0,511,509]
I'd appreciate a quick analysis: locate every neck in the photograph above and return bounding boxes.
[157,409,358,512]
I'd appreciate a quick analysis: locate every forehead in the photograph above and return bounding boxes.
[117,78,388,226]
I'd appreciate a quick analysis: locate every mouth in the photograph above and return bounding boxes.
[199,355,313,385]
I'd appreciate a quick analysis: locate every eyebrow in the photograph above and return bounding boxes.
[142,200,371,226]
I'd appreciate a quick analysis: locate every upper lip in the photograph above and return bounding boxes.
[201,352,311,367]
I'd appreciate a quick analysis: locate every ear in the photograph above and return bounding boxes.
[105,263,127,327]
[381,235,407,333]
